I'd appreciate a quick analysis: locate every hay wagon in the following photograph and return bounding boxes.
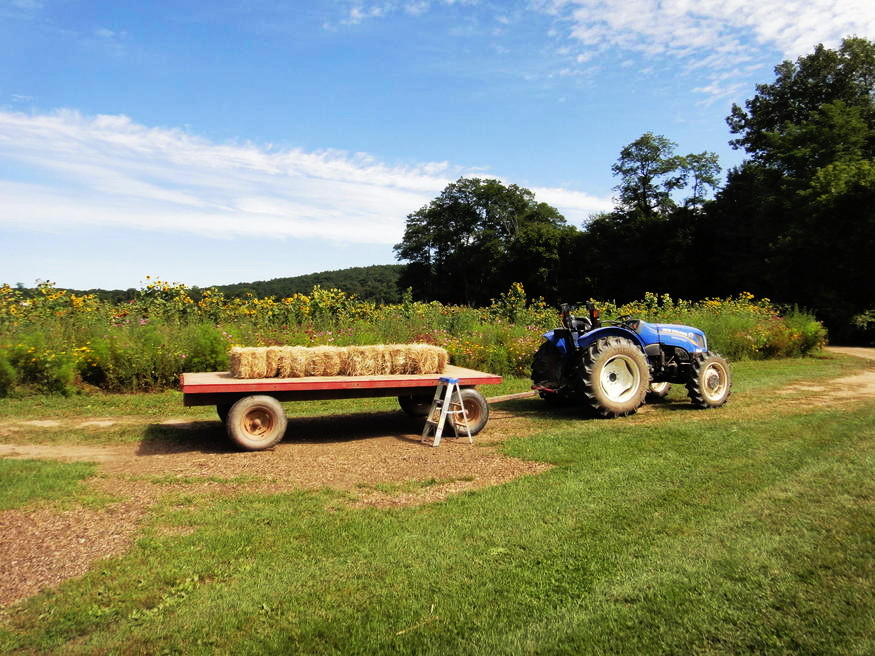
[181,365,502,451]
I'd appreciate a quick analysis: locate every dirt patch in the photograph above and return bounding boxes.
[0,407,545,606]
[775,347,875,401]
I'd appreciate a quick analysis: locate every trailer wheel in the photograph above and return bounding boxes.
[398,394,433,417]
[686,352,732,408]
[450,388,490,436]
[579,336,648,418]
[216,402,233,424]
[226,395,287,451]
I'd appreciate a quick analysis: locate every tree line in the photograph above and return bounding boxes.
[394,37,875,342]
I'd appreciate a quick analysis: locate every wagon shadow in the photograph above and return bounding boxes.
[139,421,237,455]
[139,411,427,455]
[282,411,427,444]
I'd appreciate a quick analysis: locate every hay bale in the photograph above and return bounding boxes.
[277,346,307,378]
[230,346,269,379]
[406,343,448,374]
[230,343,448,378]
[387,344,413,374]
[343,345,388,376]
[264,346,284,378]
[305,345,344,377]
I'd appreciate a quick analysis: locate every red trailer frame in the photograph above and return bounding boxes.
[181,365,502,451]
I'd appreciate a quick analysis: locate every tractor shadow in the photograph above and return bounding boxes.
[494,395,702,420]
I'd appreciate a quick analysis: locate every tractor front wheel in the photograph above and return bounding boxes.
[686,353,732,408]
[646,381,672,403]
[579,337,649,418]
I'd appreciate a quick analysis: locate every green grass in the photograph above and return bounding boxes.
[0,459,97,510]
[0,354,872,654]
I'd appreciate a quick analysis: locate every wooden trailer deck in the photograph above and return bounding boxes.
[181,365,502,406]
[181,365,503,450]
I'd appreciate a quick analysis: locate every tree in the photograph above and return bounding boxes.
[683,151,721,208]
[575,134,721,302]
[394,178,575,305]
[727,37,875,169]
[715,37,875,339]
[611,133,686,216]
[611,133,721,216]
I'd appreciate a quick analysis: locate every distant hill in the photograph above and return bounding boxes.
[50,264,405,304]
[210,264,404,303]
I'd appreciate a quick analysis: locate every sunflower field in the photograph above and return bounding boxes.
[0,279,826,397]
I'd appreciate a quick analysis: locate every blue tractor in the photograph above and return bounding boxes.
[531,302,731,417]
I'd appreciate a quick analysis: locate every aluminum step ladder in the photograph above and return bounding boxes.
[421,377,472,447]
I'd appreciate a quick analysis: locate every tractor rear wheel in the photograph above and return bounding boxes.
[686,352,732,408]
[579,337,649,418]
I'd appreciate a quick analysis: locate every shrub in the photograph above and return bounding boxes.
[0,350,15,398]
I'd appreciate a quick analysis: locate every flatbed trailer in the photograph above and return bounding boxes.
[181,365,502,451]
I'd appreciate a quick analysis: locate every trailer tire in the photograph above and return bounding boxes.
[226,395,286,451]
[686,352,732,408]
[398,394,433,417]
[217,402,233,424]
[579,336,648,418]
[451,388,490,436]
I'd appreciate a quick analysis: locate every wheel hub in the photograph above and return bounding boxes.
[703,364,727,399]
[600,355,640,402]
[244,408,273,436]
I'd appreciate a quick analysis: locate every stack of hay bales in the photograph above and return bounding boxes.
[229,344,449,379]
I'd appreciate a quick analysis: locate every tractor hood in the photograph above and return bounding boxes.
[542,321,708,355]
[636,322,708,352]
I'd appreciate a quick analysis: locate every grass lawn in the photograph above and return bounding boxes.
[0,353,872,654]
[0,459,97,511]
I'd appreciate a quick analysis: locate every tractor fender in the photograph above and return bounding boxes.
[540,330,572,356]
[575,327,647,352]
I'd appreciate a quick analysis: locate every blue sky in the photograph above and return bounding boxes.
[1,0,872,290]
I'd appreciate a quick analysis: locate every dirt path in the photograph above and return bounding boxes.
[776,347,875,400]
[1,348,872,607]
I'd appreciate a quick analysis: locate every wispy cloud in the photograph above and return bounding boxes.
[327,1,874,99]
[545,0,873,59]
[0,110,610,244]
[540,0,875,98]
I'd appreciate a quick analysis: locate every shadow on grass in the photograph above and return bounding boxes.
[493,395,704,420]
[139,411,429,455]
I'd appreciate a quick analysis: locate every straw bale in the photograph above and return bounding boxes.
[230,343,448,378]
[305,346,344,377]
[230,346,268,379]
[264,346,284,378]
[277,346,308,378]
[406,343,448,374]
[387,344,413,375]
[343,345,388,376]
